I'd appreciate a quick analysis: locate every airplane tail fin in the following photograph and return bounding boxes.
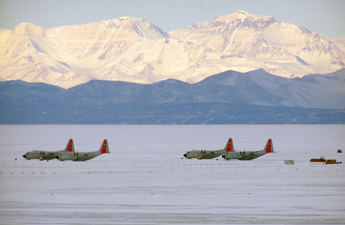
[64,139,75,152]
[264,139,274,153]
[99,139,110,154]
[225,138,235,152]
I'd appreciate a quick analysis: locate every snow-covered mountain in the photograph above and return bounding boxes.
[1,11,344,88]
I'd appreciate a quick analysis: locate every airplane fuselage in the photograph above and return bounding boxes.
[222,149,267,160]
[57,151,101,161]
[23,150,64,160]
[184,149,225,159]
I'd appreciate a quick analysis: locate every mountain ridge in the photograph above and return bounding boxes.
[1,68,345,109]
[1,69,344,124]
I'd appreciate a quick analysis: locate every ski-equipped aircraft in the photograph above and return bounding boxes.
[23,139,75,161]
[57,139,109,161]
[183,138,235,159]
[222,139,274,160]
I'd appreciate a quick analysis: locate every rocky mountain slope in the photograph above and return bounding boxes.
[52,68,344,109]
[1,11,344,88]
[1,69,344,124]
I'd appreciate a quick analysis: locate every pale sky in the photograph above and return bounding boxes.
[0,0,344,37]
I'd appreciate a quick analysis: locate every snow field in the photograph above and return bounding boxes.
[0,125,344,224]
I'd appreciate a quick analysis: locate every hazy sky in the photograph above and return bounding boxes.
[0,0,344,37]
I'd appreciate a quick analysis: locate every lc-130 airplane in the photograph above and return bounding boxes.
[222,139,274,160]
[183,138,235,159]
[23,139,75,161]
[57,139,109,161]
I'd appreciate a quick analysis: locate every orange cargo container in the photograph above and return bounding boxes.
[325,159,337,164]
[310,158,325,162]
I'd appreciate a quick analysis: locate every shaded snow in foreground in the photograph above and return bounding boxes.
[0,125,345,224]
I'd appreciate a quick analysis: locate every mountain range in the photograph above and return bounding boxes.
[1,69,344,124]
[1,10,345,89]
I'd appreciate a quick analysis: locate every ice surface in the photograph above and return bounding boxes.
[1,125,345,224]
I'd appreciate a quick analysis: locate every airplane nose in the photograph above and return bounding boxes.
[222,155,225,158]
[183,154,187,157]
[56,156,60,160]
[23,155,26,158]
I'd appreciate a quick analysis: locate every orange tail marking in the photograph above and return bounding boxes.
[265,139,272,153]
[226,138,233,152]
[101,140,108,154]
[66,139,73,152]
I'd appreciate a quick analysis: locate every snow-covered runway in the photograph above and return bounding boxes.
[1,125,344,224]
